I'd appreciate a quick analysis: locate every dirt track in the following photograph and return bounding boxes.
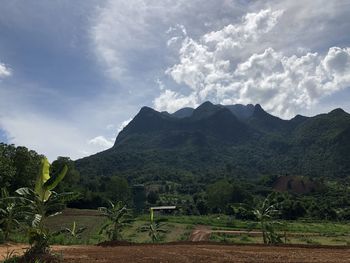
[2,243,350,262]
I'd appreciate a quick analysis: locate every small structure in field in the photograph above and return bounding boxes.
[150,206,177,221]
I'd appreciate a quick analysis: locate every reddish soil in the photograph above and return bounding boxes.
[189,225,211,241]
[2,243,350,262]
[273,175,320,194]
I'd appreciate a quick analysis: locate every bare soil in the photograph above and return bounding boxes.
[2,243,350,263]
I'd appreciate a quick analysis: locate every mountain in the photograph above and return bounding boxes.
[172,107,194,118]
[223,104,255,120]
[75,102,350,184]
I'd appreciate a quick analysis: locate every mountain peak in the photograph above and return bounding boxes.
[329,108,347,115]
[251,104,269,117]
[139,106,156,114]
[191,101,221,120]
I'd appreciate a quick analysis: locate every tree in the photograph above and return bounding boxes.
[105,176,131,203]
[51,157,80,192]
[99,201,133,241]
[0,144,16,189]
[147,191,159,204]
[206,180,233,213]
[12,146,42,190]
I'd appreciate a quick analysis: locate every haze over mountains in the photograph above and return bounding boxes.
[76,102,350,183]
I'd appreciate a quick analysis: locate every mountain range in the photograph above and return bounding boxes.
[76,102,350,184]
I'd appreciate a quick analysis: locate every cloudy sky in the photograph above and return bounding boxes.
[1,0,350,160]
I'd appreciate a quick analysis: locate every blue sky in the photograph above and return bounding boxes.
[0,0,350,160]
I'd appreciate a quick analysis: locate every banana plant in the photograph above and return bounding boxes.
[15,157,73,254]
[140,219,168,243]
[253,195,283,244]
[0,188,22,241]
[139,208,167,243]
[99,201,133,241]
[55,221,87,239]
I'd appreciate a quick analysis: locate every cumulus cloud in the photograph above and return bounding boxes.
[88,136,114,148]
[91,0,248,84]
[154,9,350,118]
[0,62,11,78]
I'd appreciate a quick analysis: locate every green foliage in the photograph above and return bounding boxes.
[105,176,131,203]
[0,188,23,241]
[15,157,71,256]
[99,201,133,241]
[253,195,283,244]
[147,190,159,204]
[55,221,87,239]
[206,180,251,214]
[0,143,42,191]
[140,219,168,243]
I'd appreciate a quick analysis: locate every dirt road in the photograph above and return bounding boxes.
[2,243,350,263]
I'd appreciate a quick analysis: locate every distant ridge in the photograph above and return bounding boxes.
[76,102,350,182]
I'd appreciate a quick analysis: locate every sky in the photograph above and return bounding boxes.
[1,0,350,160]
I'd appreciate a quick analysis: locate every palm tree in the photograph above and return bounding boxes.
[99,201,133,241]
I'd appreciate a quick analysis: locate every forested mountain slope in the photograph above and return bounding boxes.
[76,102,350,183]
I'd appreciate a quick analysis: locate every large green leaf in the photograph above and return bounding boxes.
[43,165,68,191]
[32,214,42,227]
[15,187,33,197]
[34,158,51,201]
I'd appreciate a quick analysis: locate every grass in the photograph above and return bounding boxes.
[148,214,350,235]
[7,209,350,246]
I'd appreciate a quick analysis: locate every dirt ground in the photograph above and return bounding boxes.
[2,243,350,263]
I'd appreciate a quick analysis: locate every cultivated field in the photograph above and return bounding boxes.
[4,209,350,262]
[2,243,350,262]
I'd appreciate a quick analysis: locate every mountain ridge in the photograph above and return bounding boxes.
[76,102,350,183]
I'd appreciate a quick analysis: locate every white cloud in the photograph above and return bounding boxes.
[88,136,114,149]
[0,113,88,161]
[117,118,132,133]
[153,90,198,113]
[90,0,249,85]
[0,62,11,78]
[154,9,350,118]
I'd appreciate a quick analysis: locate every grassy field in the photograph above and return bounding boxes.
[9,208,350,246]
